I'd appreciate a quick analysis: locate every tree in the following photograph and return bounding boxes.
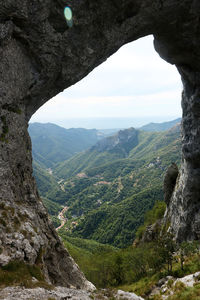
[180,241,197,270]
[158,232,176,273]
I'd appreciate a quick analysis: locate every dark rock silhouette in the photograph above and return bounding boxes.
[164,163,179,206]
[0,0,200,286]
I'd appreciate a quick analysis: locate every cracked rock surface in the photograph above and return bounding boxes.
[0,0,200,288]
[0,286,92,300]
[0,286,145,300]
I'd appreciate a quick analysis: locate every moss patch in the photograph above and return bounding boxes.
[2,104,22,114]
[0,260,52,289]
[13,216,20,230]
[0,115,9,142]
[0,218,7,227]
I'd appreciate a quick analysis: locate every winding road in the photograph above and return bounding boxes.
[56,206,69,231]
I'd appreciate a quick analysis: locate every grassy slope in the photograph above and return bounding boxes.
[59,230,117,285]
[59,202,200,300]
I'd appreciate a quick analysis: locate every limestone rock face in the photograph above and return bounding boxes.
[91,128,138,156]
[0,286,93,300]
[0,0,200,287]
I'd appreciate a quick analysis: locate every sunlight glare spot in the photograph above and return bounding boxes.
[64,7,73,28]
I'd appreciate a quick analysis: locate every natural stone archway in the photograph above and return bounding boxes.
[0,0,200,287]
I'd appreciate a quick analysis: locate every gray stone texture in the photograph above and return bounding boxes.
[0,0,200,287]
[0,286,93,300]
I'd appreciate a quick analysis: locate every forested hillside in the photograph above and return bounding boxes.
[58,202,200,300]
[29,123,104,168]
[31,122,181,248]
[56,126,181,247]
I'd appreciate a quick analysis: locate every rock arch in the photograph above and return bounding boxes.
[0,0,200,286]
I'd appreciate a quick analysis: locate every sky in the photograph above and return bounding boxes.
[30,35,183,129]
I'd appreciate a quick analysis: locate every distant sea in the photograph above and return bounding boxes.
[54,116,181,130]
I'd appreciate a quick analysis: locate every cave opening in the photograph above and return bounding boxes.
[1,0,200,291]
[29,35,182,248]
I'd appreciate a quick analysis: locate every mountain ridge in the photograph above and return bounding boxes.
[29,122,104,168]
[139,118,181,132]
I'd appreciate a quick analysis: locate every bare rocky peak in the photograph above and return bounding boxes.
[91,127,138,155]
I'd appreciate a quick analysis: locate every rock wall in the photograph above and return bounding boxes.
[164,66,200,242]
[0,0,200,286]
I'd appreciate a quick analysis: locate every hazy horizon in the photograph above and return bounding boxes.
[29,115,181,130]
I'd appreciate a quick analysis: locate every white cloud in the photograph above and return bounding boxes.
[31,90,181,121]
[31,35,182,126]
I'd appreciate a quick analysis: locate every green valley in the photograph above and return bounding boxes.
[30,121,181,248]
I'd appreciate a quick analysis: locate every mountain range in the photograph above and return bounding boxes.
[139,118,181,132]
[29,119,181,247]
[28,123,104,168]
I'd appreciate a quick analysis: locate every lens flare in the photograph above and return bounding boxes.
[64,7,73,28]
